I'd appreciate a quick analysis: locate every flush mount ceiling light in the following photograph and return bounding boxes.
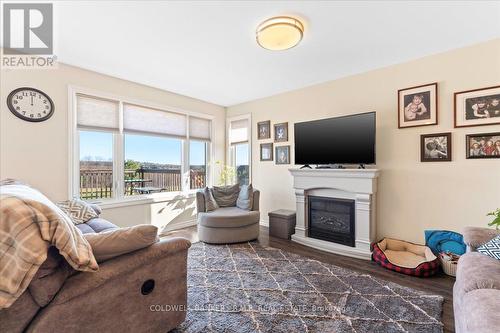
[256,16,304,51]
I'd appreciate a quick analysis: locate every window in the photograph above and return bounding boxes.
[124,134,182,196]
[235,143,249,185]
[189,116,211,190]
[79,131,113,199]
[189,141,207,189]
[72,90,212,202]
[228,115,251,185]
[76,95,119,200]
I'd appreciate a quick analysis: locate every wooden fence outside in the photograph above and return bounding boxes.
[80,168,206,200]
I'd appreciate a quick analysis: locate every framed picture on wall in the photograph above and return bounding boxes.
[420,133,452,162]
[257,120,271,139]
[260,143,273,161]
[398,82,438,128]
[275,145,290,165]
[466,132,500,159]
[454,85,500,128]
[274,122,288,142]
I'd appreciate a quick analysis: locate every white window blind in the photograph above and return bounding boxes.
[123,103,187,138]
[77,94,119,131]
[229,118,249,144]
[189,117,211,141]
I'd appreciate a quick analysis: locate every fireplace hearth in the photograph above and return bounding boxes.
[308,196,355,247]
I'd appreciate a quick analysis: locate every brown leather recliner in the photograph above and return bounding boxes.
[0,216,191,333]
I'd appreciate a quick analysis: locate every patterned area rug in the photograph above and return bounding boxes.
[174,241,444,333]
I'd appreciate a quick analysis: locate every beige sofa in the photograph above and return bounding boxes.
[196,189,260,243]
[453,226,500,333]
[0,214,191,333]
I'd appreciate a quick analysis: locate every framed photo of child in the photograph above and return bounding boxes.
[420,133,451,162]
[454,85,500,128]
[257,120,271,139]
[398,82,438,128]
[466,132,500,159]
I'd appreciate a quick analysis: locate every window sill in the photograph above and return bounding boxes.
[89,190,199,209]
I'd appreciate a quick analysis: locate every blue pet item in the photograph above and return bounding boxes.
[425,230,466,255]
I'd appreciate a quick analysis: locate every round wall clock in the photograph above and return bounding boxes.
[7,87,55,122]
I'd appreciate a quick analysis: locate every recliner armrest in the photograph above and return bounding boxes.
[463,226,499,251]
[50,237,191,305]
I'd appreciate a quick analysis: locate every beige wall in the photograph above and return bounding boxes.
[227,39,500,243]
[0,63,225,229]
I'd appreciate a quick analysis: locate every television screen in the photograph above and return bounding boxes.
[294,112,376,165]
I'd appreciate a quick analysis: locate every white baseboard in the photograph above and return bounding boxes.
[161,219,197,233]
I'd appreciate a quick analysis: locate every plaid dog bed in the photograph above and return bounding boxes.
[372,238,440,277]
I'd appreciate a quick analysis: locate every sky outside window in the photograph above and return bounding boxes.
[235,143,249,166]
[190,141,206,166]
[80,132,208,165]
[79,131,112,161]
[124,134,181,165]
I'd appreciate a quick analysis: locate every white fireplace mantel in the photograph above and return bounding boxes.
[289,168,379,260]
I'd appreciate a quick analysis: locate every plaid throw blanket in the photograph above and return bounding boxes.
[0,184,98,309]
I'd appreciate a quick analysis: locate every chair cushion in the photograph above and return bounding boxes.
[0,290,40,333]
[455,252,500,300]
[212,184,240,207]
[76,217,118,234]
[460,288,500,333]
[198,207,260,228]
[84,225,159,262]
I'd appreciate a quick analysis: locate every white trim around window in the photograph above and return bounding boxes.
[68,85,215,207]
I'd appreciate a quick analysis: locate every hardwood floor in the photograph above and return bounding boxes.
[164,225,456,333]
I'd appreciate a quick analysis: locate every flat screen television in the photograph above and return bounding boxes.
[294,112,376,165]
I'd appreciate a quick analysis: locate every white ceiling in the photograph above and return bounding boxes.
[52,1,500,106]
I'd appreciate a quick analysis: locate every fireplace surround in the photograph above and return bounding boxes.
[289,168,379,260]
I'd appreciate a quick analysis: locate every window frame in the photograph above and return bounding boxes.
[68,85,215,207]
[226,114,252,185]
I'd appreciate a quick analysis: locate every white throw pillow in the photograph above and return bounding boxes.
[236,184,253,211]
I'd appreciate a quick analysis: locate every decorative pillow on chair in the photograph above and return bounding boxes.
[477,235,500,261]
[212,184,240,207]
[56,199,99,225]
[236,184,253,211]
[203,187,219,212]
[84,225,159,262]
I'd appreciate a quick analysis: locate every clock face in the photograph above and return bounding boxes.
[7,88,54,122]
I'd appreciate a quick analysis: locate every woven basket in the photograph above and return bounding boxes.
[439,257,458,277]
